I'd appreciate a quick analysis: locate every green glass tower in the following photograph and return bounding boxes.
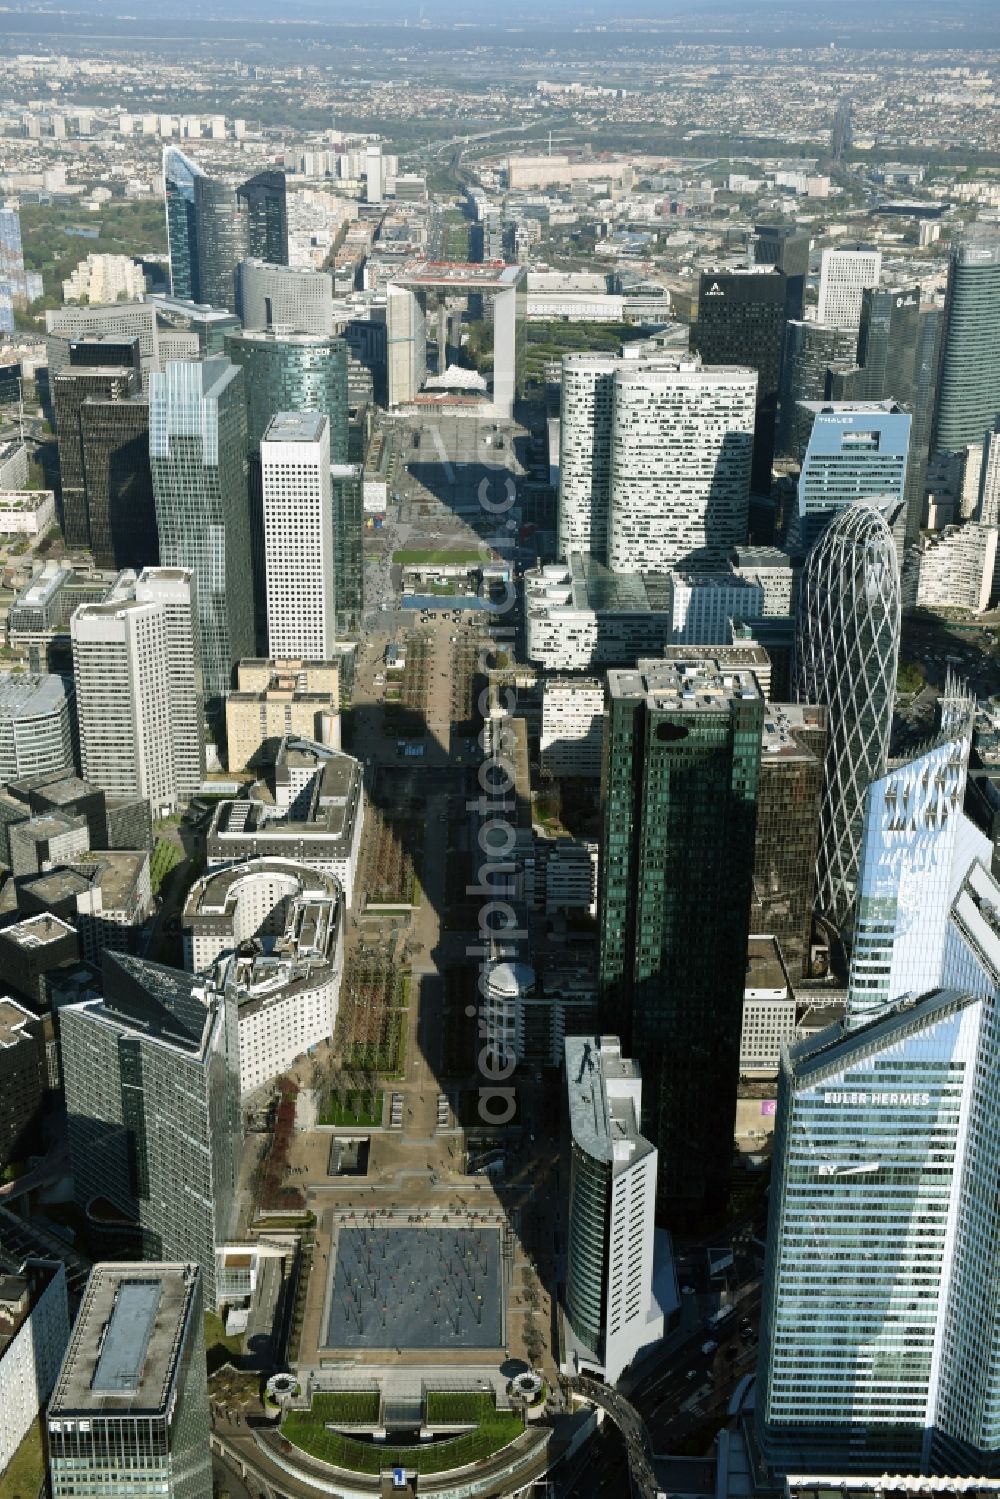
[225,330,361,637]
[149,358,253,716]
[598,655,764,1220]
[933,228,1000,454]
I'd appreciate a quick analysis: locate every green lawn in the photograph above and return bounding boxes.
[393,548,484,566]
[150,838,182,895]
[282,1392,522,1475]
[318,1091,384,1128]
[3,1418,46,1499]
[204,1310,243,1375]
[312,1390,381,1424]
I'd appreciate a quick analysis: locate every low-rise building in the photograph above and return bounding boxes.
[8,812,90,878]
[0,439,29,492]
[206,743,364,906]
[0,914,79,1008]
[0,1260,70,1483]
[533,833,598,917]
[739,936,795,1076]
[0,999,46,1167]
[0,490,56,535]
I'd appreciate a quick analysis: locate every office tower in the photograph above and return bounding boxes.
[598,656,764,1217]
[750,224,810,321]
[933,228,1000,454]
[830,286,935,548]
[365,142,383,203]
[71,598,177,815]
[816,247,882,331]
[563,1035,663,1385]
[237,169,288,266]
[262,413,335,658]
[163,145,205,301]
[236,259,334,337]
[330,465,364,636]
[796,401,910,551]
[0,999,46,1166]
[53,363,140,549]
[831,98,852,158]
[224,329,350,643]
[0,1259,70,1480]
[795,502,901,936]
[778,320,859,461]
[557,352,616,560]
[847,684,975,1025]
[607,361,757,573]
[751,703,826,979]
[0,672,75,782]
[134,567,205,799]
[693,268,787,492]
[193,174,247,311]
[69,334,142,376]
[47,1263,211,1499]
[79,396,158,570]
[147,294,240,356]
[980,415,1000,527]
[150,359,254,714]
[61,952,240,1300]
[0,204,26,331]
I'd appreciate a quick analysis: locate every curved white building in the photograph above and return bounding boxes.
[183,857,338,971]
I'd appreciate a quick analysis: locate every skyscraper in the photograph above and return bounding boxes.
[933,227,1000,454]
[134,567,205,801]
[795,401,910,552]
[777,320,860,462]
[693,268,787,492]
[237,169,288,266]
[53,363,141,550]
[79,396,158,570]
[795,501,901,936]
[607,360,757,573]
[750,223,811,321]
[162,146,205,303]
[71,597,177,815]
[598,655,764,1217]
[236,259,334,336]
[816,247,882,331]
[150,359,254,715]
[262,413,336,658]
[193,174,247,312]
[563,1035,663,1385]
[225,330,354,636]
[61,951,240,1302]
[0,204,27,331]
[847,682,975,1025]
[557,351,617,561]
[47,1263,212,1499]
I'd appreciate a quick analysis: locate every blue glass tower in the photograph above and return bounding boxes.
[163,147,205,303]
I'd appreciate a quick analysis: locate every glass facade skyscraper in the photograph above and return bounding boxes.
[150,359,253,713]
[933,227,1000,454]
[60,953,240,1305]
[848,681,975,1025]
[225,330,359,636]
[795,401,910,552]
[79,397,158,570]
[237,169,288,266]
[0,203,27,332]
[53,363,142,552]
[48,1263,212,1499]
[193,174,247,312]
[760,855,1000,1478]
[598,655,763,1219]
[162,146,205,304]
[777,320,859,462]
[795,501,901,938]
[693,268,788,492]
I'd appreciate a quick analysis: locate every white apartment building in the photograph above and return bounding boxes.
[71,598,177,815]
[915,523,998,613]
[816,247,883,331]
[563,1036,665,1386]
[262,413,336,660]
[540,677,605,777]
[135,567,205,799]
[182,857,338,973]
[0,1260,70,1481]
[607,361,757,573]
[62,253,146,306]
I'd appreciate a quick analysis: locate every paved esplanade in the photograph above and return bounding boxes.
[327,1226,502,1349]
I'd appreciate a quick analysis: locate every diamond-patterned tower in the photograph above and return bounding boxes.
[794,500,901,937]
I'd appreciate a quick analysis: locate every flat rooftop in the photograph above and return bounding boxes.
[263,411,327,444]
[49,1263,198,1417]
[761,703,825,761]
[0,998,37,1049]
[745,936,788,994]
[609,655,762,710]
[0,912,77,948]
[395,259,525,292]
[565,1034,655,1170]
[0,672,69,718]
